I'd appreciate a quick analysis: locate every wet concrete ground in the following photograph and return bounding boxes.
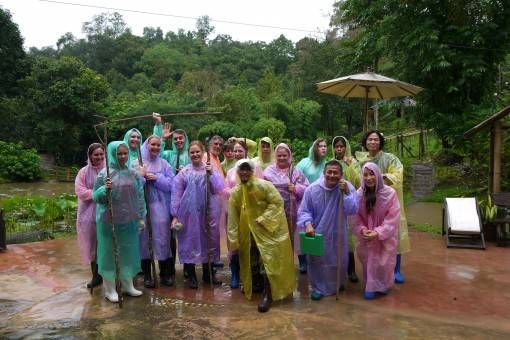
[1,203,510,339]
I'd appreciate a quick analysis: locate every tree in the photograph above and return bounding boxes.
[334,0,510,148]
[0,8,26,96]
[195,16,215,42]
[251,117,286,143]
[82,12,129,41]
[136,43,188,89]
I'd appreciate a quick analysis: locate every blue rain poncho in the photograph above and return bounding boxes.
[123,128,143,163]
[153,124,190,174]
[93,141,146,281]
[296,139,327,184]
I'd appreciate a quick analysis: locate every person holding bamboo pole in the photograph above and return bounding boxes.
[228,159,295,313]
[75,143,105,290]
[263,143,309,264]
[297,160,358,301]
[352,162,399,300]
[92,141,146,303]
[137,135,175,287]
[171,141,224,289]
[356,130,410,284]
[202,135,225,177]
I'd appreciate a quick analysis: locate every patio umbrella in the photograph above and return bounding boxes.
[316,71,423,132]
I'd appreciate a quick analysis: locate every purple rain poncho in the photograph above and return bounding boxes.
[171,163,224,264]
[352,162,399,293]
[263,143,309,251]
[297,176,358,296]
[75,148,105,265]
[92,141,146,281]
[138,136,174,260]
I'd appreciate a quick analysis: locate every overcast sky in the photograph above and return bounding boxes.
[1,0,336,49]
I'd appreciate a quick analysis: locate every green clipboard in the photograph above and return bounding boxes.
[299,232,324,257]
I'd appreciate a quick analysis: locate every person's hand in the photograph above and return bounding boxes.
[138,219,145,231]
[171,217,180,230]
[288,183,295,193]
[305,223,315,236]
[362,229,378,241]
[153,112,162,124]
[105,177,112,189]
[162,122,173,140]
[345,157,352,166]
[205,161,212,173]
[145,172,157,181]
[339,179,349,194]
[139,165,146,177]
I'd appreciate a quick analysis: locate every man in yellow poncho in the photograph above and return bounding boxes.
[228,159,295,313]
[356,130,410,284]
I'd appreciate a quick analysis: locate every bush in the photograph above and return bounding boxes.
[0,141,41,181]
[197,121,247,142]
[251,117,286,143]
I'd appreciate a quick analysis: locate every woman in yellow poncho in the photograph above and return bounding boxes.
[252,137,274,171]
[228,159,295,313]
[356,130,410,284]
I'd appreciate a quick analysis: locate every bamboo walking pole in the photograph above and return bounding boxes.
[204,139,214,287]
[335,190,344,301]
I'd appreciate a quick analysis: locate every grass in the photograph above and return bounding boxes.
[409,223,443,235]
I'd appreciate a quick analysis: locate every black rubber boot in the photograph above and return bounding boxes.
[202,263,222,285]
[252,272,264,293]
[229,254,240,289]
[348,252,359,283]
[298,255,307,274]
[185,264,198,289]
[257,275,272,313]
[141,259,155,288]
[159,259,174,287]
[87,261,103,288]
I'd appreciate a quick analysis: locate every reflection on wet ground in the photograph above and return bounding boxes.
[1,203,510,339]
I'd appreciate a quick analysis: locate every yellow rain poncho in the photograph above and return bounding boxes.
[228,176,295,301]
[331,136,361,189]
[252,137,274,170]
[356,150,410,254]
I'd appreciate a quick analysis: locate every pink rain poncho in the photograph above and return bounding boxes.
[297,174,358,296]
[93,141,146,281]
[352,162,399,293]
[171,163,224,264]
[74,145,105,264]
[138,136,174,260]
[263,143,309,250]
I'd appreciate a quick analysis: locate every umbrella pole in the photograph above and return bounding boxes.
[363,86,369,133]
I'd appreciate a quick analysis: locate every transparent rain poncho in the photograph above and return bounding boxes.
[252,137,274,171]
[296,139,327,184]
[297,175,358,296]
[75,146,105,264]
[352,162,400,293]
[123,128,143,163]
[153,124,190,173]
[171,163,224,264]
[93,141,146,281]
[228,175,296,301]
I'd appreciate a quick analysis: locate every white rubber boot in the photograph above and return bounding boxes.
[104,280,119,303]
[121,278,142,297]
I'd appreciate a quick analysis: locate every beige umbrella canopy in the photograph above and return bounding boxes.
[316,71,423,132]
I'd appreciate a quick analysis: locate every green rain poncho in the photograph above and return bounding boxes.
[296,139,327,184]
[228,173,295,301]
[331,136,361,189]
[123,128,143,163]
[356,150,410,254]
[153,124,190,173]
[252,137,274,171]
[92,141,146,281]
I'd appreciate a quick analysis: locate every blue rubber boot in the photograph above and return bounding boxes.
[298,255,307,274]
[230,254,240,289]
[394,254,405,284]
[311,290,324,301]
[364,291,375,300]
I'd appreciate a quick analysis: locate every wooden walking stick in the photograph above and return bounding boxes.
[103,125,123,308]
[204,138,214,287]
[335,188,345,301]
[288,164,295,248]
[138,144,158,288]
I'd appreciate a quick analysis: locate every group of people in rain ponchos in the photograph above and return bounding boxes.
[75,114,409,312]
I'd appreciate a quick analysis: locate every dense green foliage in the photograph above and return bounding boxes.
[0,141,41,181]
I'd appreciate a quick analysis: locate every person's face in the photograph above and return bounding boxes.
[224,149,234,160]
[334,141,346,159]
[276,148,290,169]
[238,166,253,183]
[210,138,223,156]
[261,141,271,156]
[173,133,185,150]
[363,168,376,188]
[366,133,381,153]
[233,144,246,160]
[128,132,141,149]
[117,145,129,167]
[324,164,342,188]
[90,148,104,167]
[189,144,203,165]
[317,141,327,157]
[149,138,161,156]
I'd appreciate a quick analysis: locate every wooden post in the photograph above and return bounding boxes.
[489,127,495,194]
[493,121,502,193]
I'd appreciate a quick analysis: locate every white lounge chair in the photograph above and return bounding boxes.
[442,197,486,249]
